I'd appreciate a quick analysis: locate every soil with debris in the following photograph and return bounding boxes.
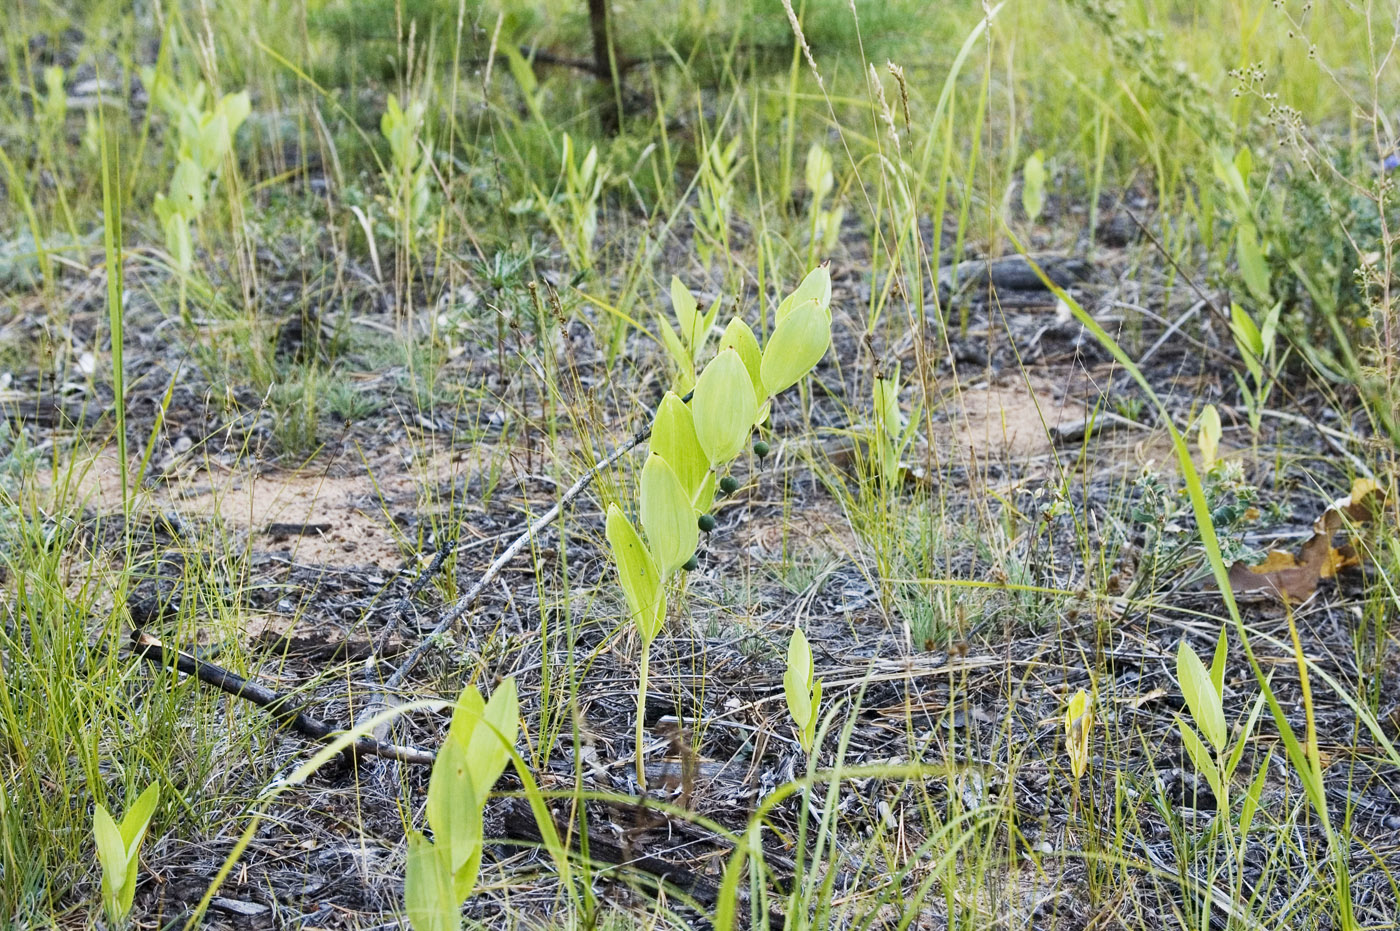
[6,198,1400,930]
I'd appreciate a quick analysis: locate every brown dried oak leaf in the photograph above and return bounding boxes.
[1226,478,1384,604]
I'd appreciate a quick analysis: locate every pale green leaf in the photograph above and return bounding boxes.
[761,297,831,397]
[1197,405,1221,471]
[776,266,832,326]
[405,832,459,931]
[692,349,758,465]
[650,392,709,503]
[693,469,716,514]
[426,734,480,878]
[1178,719,1224,803]
[606,504,665,642]
[169,157,206,218]
[783,627,814,739]
[468,678,518,798]
[1022,150,1046,222]
[1236,223,1271,305]
[656,316,693,381]
[93,803,129,917]
[640,453,698,576]
[1239,752,1269,839]
[120,783,160,852]
[1177,641,1226,752]
[718,317,764,405]
[1210,626,1228,699]
[670,276,701,350]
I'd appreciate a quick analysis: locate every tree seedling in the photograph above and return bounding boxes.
[93,782,160,926]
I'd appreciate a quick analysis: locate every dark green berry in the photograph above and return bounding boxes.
[752,440,771,459]
[682,555,699,571]
[719,476,740,494]
[698,513,717,533]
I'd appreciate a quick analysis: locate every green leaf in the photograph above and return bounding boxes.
[692,349,758,465]
[1197,404,1221,470]
[655,315,694,386]
[718,317,764,405]
[1226,693,1267,783]
[1210,627,1228,699]
[640,453,699,576]
[805,143,834,204]
[219,90,251,137]
[93,803,129,919]
[1230,301,1263,360]
[1177,641,1227,752]
[1021,150,1046,222]
[761,297,831,397]
[1239,752,1269,839]
[606,504,665,642]
[875,364,902,443]
[426,730,481,881]
[467,678,518,798]
[405,832,459,931]
[120,783,160,851]
[1178,719,1224,803]
[116,783,159,914]
[805,678,822,752]
[670,276,702,351]
[1236,223,1271,305]
[693,470,716,515]
[169,157,206,218]
[650,392,709,504]
[776,265,832,326]
[784,627,814,746]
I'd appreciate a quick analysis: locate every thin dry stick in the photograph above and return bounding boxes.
[354,415,660,740]
[130,630,436,765]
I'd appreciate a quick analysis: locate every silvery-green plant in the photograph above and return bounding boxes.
[609,265,833,787]
[783,626,821,754]
[403,679,519,931]
[694,133,741,272]
[144,70,250,279]
[558,133,605,269]
[804,143,844,265]
[380,94,432,229]
[92,782,160,925]
[872,362,920,488]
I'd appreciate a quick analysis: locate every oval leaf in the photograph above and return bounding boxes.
[761,297,831,397]
[671,275,701,349]
[719,317,765,405]
[776,265,832,326]
[783,627,814,734]
[641,453,699,576]
[467,678,519,798]
[1177,641,1226,752]
[606,504,665,642]
[405,833,459,931]
[692,349,758,466]
[651,392,709,503]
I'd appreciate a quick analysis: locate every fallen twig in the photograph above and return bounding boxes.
[129,630,436,765]
[355,408,668,743]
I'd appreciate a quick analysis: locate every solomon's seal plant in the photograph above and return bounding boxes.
[404,679,519,929]
[93,782,160,925]
[609,265,833,787]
